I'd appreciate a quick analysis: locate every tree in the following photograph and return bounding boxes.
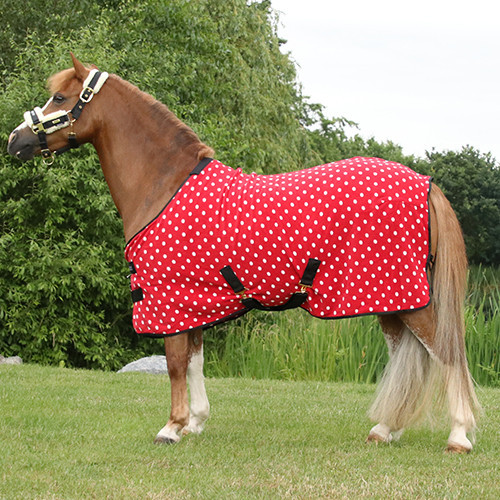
[0,0,317,368]
[424,147,500,265]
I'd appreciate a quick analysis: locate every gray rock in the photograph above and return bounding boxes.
[117,355,168,374]
[0,355,23,365]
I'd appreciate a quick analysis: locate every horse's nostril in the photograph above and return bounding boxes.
[7,130,18,155]
[8,130,17,145]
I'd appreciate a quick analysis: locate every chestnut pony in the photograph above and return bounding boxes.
[8,55,479,452]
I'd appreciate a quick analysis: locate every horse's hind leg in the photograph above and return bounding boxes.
[369,184,479,452]
[367,314,408,444]
[399,309,478,453]
[370,306,477,452]
[183,329,210,435]
[154,332,190,444]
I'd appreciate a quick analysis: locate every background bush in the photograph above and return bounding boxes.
[0,0,498,369]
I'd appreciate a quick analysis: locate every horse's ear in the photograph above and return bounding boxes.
[70,52,88,81]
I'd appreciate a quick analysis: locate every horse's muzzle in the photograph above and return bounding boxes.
[7,127,38,161]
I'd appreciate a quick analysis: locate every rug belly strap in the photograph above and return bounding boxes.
[241,293,308,312]
[220,258,321,312]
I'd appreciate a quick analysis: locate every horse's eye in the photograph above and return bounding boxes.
[53,93,66,105]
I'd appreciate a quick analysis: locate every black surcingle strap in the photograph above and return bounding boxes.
[220,258,321,312]
[220,266,246,295]
[299,258,322,287]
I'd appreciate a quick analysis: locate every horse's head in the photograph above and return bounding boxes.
[7,53,108,165]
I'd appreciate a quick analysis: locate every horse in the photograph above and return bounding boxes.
[7,54,480,453]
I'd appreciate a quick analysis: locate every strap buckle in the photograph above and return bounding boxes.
[31,122,45,134]
[80,86,95,103]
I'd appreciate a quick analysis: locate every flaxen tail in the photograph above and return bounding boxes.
[369,183,480,434]
[429,184,480,433]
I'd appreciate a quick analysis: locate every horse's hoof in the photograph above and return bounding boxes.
[154,426,181,444]
[446,442,472,454]
[153,435,178,445]
[390,429,403,442]
[366,424,392,444]
[366,432,388,444]
[182,419,205,436]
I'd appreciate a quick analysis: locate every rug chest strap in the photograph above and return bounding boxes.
[131,288,144,303]
[127,261,144,303]
[220,258,321,312]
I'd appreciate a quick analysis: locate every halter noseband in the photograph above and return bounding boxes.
[24,69,109,165]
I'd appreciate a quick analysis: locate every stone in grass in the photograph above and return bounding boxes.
[117,355,168,375]
[0,355,23,365]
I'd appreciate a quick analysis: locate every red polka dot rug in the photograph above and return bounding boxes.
[125,157,432,336]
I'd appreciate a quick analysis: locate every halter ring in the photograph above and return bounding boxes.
[41,149,55,166]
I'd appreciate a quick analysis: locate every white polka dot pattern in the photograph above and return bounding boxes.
[124,157,432,335]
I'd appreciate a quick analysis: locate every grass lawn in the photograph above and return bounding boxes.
[0,364,498,499]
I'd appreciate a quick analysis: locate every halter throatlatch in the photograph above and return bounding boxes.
[24,69,109,164]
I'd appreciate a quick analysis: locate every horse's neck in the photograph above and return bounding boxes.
[92,76,209,242]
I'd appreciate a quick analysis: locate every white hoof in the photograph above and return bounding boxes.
[154,425,181,444]
[391,429,404,442]
[447,427,472,453]
[367,423,393,443]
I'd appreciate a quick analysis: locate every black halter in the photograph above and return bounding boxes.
[26,70,108,164]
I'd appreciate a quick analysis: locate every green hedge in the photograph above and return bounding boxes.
[1,0,498,368]
[0,0,318,368]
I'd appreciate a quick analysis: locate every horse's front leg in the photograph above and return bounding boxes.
[183,328,210,435]
[154,332,190,444]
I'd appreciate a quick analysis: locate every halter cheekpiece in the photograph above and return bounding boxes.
[24,69,109,164]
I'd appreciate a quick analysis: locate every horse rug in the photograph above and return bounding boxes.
[125,157,432,336]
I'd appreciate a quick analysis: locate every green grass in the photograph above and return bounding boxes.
[1,364,499,499]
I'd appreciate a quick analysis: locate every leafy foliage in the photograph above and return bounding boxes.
[0,0,498,368]
[423,147,500,265]
[0,0,317,368]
